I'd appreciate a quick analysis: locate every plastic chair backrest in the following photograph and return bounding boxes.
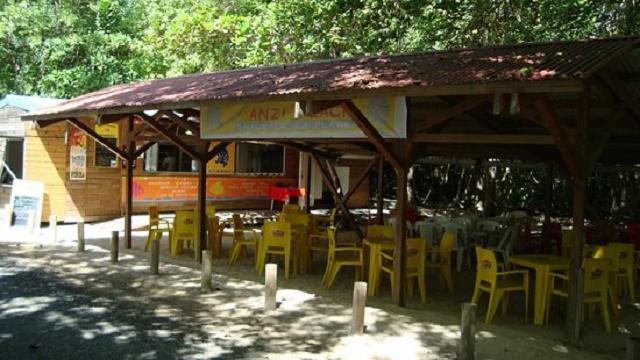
[283,204,300,213]
[606,243,634,271]
[367,225,393,239]
[263,221,291,247]
[232,214,243,229]
[583,258,610,295]
[442,222,461,246]
[417,222,435,244]
[286,213,310,227]
[406,237,426,268]
[478,220,501,232]
[206,205,216,218]
[475,247,498,287]
[149,206,160,227]
[438,232,455,265]
[174,210,196,235]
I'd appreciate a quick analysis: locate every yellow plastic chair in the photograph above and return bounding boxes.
[283,204,301,213]
[145,206,172,251]
[257,221,293,279]
[322,227,363,288]
[367,224,393,239]
[378,237,427,303]
[545,258,611,332]
[471,247,529,324]
[206,205,216,218]
[207,216,222,257]
[282,212,310,273]
[169,210,197,257]
[308,209,340,257]
[426,231,455,293]
[605,243,635,302]
[365,224,394,294]
[228,214,258,265]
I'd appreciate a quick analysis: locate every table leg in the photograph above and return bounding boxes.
[533,266,550,325]
[367,244,379,296]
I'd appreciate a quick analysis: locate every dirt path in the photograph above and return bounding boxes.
[0,242,627,359]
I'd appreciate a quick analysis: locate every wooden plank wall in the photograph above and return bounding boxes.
[23,121,67,221]
[64,118,121,222]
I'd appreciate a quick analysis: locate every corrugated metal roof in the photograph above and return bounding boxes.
[23,36,640,121]
[0,94,64,112]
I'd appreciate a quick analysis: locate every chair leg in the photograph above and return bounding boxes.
[418,271,427,304]
[228,242,240,265]
[145,230,154,252]
[326,263,341,288]
[601,298,611,332]
[321,257,332,286]
[284,251,290,280]
[471,283,481,304]
[486,291,502,324]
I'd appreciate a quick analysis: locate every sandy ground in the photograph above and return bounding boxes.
[0,216,638,359]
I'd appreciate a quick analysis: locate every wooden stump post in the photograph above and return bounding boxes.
[459,303,477,360]
[49,215,57,243]
[201,250,213,291]
[265,263,278,311]
[150,239,160,275]
[626,337,640,360]
[77,221,85,252]
[351,281,368,335]
[110,231,119,263]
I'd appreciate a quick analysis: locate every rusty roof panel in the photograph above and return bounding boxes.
[24,36,640,121]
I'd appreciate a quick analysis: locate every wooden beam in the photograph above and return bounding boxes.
[533,96,579,176]
[598,70,640,125]
[205,141,231,162]
[295,100,344,117]
[67,117,127,160]
[97,113,127,125]
[392,142,412,307]
[277,141,335,160]
[129,123,150,139]
[35,119,65,128]
[163,110,200,135]
[137,113,199,160]
[124,115,135,250]
[196,141,208,263]
[341,101,402,171]
[133,141,157,159]
[310,154,364,242]
[414,95,492,133]
[412,133,554,145]
[336,156,379,208]
[376,157,384,225]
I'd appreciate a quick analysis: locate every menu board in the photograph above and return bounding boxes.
[9,179,44,231]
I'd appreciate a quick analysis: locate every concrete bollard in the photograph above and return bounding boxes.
[110,231,119,263]
[459,303,477,360]
[627,337,640,360]
[351,281,368,335]
[264,263,278,311]
[77,221,85,252]
[150,238,160,275]
[201,250,213,291]
[49,215,57,242]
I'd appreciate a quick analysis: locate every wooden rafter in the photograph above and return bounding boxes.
[67,117,127,160]
[310,153,364,241]
[341,101,402,171]
[598,69,640,125]
[133,141,157,159]
[205,141,230,162]
[335,155,379,208]
[533,96,579,176]
[129,123,150,139]
[412,133,555,145]
[163,110,200,135]
[137,113,198,160]
[413,95,491,133]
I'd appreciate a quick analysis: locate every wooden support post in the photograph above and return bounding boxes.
[351,281,368,335]
[125,115,134,249]
[543,163,553,253]
[201,250,213,291]
[265,263,278,311]
[566,82,590,341]
[376,157,384,225]
[459,303,477,360]
[77,221,85,252]
[49,214,57,243]
[626,337,640,360]
[150,239,160,275]
[305,154,312,213]
[111,231,119,264]
[393,168,408,306]
[196,142,209,263]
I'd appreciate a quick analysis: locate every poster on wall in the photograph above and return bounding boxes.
[69,126,87,180]
[206,142,235,174]
[200,96,407,139]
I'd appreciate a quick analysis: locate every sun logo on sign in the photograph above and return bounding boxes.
[272,230,285,237]
[591,268,602,279]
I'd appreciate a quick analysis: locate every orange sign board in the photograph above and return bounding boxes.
[127,176,297,203]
